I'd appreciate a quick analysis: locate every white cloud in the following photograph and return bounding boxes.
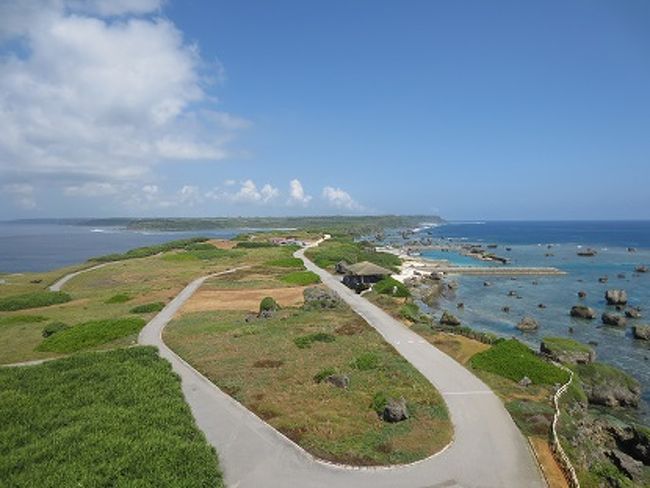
[2,183,36,209]
[208,179,279,204]
[0,1,248,193]
[64,182,121,197]
[288,179,312,206]
[322,186,362,210]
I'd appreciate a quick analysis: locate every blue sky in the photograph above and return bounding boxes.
[0,0,649,220]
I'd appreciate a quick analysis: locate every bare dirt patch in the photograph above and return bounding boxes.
[179,287,306,314]
[208,239,236,250]
[529,436,569,488]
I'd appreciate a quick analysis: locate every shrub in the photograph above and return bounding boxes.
[432,325,503,345]
[351,352,381,371]
[41,322,70,338]
[371,391,389,414]
[305,237,401,271]
[0,315,47,326]
[235,241,278,249]
[373,277,410,298]
[399,303,422,322]
[37,317,146,353]
[130,302,165,314]
[470,339,569,385]
[293,332,336,349]
[105,293,132,304]
[280,271,320,286]
[259,297,279,313]
[89,237,209,262]
[0,291,72,311]
[266,257,304,268]
[313,367,337,383]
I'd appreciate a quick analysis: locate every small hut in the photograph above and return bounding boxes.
[342,261,392,291]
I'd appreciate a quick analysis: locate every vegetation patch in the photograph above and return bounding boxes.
[0,291,72,311]
[373,277,410,298]
[470,339,569,385]
[280,271,320,286]
[265,257,304,268]
[0,347,222,487]
[41,321,69,338]
[399,303,423,322]
[0,315,47,326]
[305,236,401,271]
[130,302,165,314]
[543,336,592,353]
[235,241,278,249]
[105,292,132,304]
[253,359,284,368]
[37,317,146,353]
[313,367,337,383]
[351,351,381,371]
[294,332,336,349]
[89,237,210,262]
[259,296,280,313]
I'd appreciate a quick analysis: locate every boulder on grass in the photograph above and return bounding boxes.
[324,374,350,389]
[303,287,341,309]
[382,397,409,423]
[602,312,627,327]
[605,289,628,305]
[516,316,538,331]
[570,305,597,320]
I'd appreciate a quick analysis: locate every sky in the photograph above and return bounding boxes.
[0,0,649,220]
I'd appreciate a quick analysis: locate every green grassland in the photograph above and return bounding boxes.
[164,302,451,465]
[305,236,401,271]
[0,347,222,487]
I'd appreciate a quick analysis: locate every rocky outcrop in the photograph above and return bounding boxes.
[440,310,461,326]
[516,316,538,331]
[540,338,595,364]
[602,312,627,327]
[324,374,349,389]
[632,325,650,341]
[608,423,650,465]
[625,307,641,319]
[606,450,644,480]
[578,290,587,299]
[576,363,641,408]
[518,376,532,387]
[635,265,648,273]
[605,289,628,305]
[303,287,341,309]
[570,305,597,319]
[382,397,409,423]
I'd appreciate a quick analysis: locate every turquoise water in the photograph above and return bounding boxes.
[412,222,650,422]
[420,249,495,267]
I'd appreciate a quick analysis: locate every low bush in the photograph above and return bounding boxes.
[432,325,503,345]
[0,291,72,311]
[293,332,336,349]
[0,347,223,487]
[470,339,569,385]
[305,237,401,271]
[0,315,47,326]
[259,297,280,313]
[373,277,410,298]
[105,293,132,304]
[41,322,69,338]
[280,271,320,286]
[89,237,209,262]
[351,352,381,371]
[313,367,337,383]
[37,317,146,353]
[371,391,389,415]
[265,257,304,268]
[130,302,165,314]
[235,241,278,249]
[399,303,422,322]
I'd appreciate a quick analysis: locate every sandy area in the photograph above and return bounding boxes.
[529,437,569,488]
[179,286,306,314]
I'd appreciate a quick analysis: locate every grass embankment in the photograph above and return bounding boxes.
[305,236,401,271]
[88,237,211,262]
[0,291,71,311]
[165,269,451,465]
[0,347,222,487]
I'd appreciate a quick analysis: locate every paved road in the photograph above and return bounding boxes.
[138,243,546,488]
[49,262,112,291]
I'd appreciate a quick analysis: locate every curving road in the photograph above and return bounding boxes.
[49,262,112,291]
[137,241,546,488]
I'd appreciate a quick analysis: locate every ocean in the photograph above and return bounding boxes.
[405,221,650,421]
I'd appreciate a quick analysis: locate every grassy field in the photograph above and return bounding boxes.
[0,347,222,487]
[164,278,452,465]
[305,236,401,271]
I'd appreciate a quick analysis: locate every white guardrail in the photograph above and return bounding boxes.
[550,363,580,488]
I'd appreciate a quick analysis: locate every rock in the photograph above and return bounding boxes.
[538,303,546,309]
[456,302,464,309]
[303,287,341,309]
[628,247,636,253]
[244,313,258,323]
[516,316,538,331]
[617,273,626,279]
[616,305,624,312]
[568,327,574,334]
[570,305,597,320]
[606,449,643,480]
[602,312,627,327]
[519,376,532,387]
[598,276,608,283]
[578,290,587,299]
[382,397,409,422]
[578,248,597,257]
[258,309,275,319]
[608,423,650,465]
[532,280,539,285]
[576,363,641,408]
[507,290,518,297]
[440,310,461,326]
[625,308,642,319]
[502,306,510,313]
[324,374,350,389]
[505,247,512,251]
[483,281,491,287]
[635,265,648,273]
[632,325,650,341]
[605,289,628,305]
[540,338,596,364]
